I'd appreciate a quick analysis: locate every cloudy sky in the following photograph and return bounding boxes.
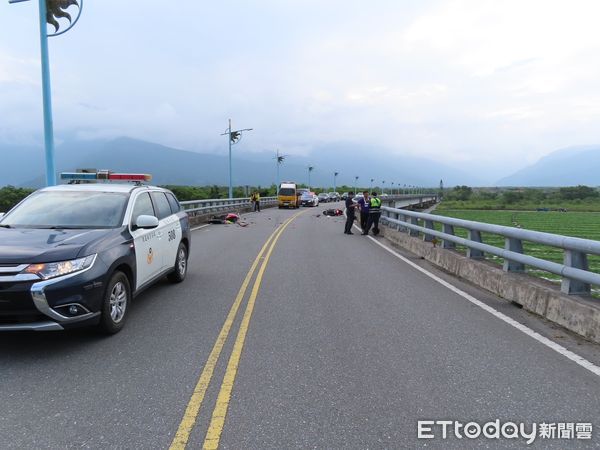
[1,0,600,179]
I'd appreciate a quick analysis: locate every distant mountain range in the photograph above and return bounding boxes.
[2,138,597,188]
[0,137,482,188]
[496,145,600,186]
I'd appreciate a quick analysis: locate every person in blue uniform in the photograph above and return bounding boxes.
[357,191,370,233]
[344,191,357,234]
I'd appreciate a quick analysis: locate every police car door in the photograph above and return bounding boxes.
[150,191,181,272]
[129,191,162,289]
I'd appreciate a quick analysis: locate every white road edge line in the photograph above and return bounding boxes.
[191,224,210,231]
[362,227,600,378]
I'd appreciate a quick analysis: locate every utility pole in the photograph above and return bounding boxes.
[221,119,252,199]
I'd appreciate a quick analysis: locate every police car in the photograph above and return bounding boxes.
[0,171,191,334]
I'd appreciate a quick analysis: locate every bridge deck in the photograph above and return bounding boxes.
[1,207,599,448]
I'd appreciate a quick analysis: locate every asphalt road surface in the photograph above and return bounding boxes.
[1,205,600,449]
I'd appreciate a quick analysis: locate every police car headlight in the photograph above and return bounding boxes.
[23,255,96,280]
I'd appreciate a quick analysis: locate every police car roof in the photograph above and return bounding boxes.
[39,184,158,194]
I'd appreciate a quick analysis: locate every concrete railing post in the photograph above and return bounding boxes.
[503,237,525,272]
[400,213,407,233]
[394,212,400,231]
[467,230,485,259]
[442,224,455,249]
[423,219,434,242]
[562,250,591,295]
[409,216,419,237]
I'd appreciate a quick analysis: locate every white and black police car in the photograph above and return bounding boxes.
[0,171,191,334]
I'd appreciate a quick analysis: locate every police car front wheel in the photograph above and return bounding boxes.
[99,271,130,334]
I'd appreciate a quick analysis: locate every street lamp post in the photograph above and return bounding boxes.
[391,181,394,195]
[382,180,385,195]
[9,0,84,186]
[333,172,339,193]
[308,166,314,190]
[354,176,359,194]
[221,119,253,199]
[370,178,374,191]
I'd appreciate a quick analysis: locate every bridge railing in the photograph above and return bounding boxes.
[380,206,600,296]
[181,197,278,215]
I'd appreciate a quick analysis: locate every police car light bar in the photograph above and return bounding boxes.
[60,172,97,181]
[60,172,152,182]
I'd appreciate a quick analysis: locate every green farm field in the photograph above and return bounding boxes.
[431,209,600,291]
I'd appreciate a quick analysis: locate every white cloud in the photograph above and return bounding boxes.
[0,52,37,84]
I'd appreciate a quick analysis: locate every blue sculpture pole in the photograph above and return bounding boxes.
[228,119,232,198]
[38,0,56,185]
[221,119,252,199]
[10,0,83,186]
[276,150,280,189]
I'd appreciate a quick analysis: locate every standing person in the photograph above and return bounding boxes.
[364,191,382,235]
[251,191,261,212]
[357,190,370,233]
[344,191,356,234]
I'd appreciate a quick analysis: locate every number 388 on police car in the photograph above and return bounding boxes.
[0,171,191,334]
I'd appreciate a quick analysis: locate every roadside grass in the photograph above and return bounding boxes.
[422,210,600,295]
[436,199,600,212]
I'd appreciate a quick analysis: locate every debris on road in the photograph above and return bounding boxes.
[322,209,344,216]
[209,213,240,224]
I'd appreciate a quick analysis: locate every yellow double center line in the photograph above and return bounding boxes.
[170,210,304,450]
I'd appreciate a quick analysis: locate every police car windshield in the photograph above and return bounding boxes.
[1,191,128,229]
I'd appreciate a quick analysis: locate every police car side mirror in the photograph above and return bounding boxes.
[134,215,159,230]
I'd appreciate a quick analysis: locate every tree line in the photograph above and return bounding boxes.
[3,184,597,213]
[0,183,360,212]
[0,186,35,212]
[443,185,600,209]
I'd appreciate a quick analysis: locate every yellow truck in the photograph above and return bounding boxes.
[278,182,299,208]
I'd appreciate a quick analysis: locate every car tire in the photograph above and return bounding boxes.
[168,242,188,283]
[98,271,130,334]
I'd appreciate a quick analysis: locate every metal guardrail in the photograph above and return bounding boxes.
[180,197,278,215]
[179,194,435,215]
[179,193,437,217]
[380,206,600,296]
